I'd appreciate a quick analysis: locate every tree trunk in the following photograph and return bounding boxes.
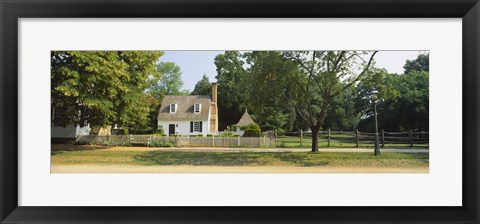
[311,128,319,152]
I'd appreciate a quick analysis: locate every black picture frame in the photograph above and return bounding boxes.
[1,0,479,223]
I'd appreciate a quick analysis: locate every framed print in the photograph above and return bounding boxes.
[1,0,479,223]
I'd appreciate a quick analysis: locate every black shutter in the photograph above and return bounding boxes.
[190,121,193,133]
[200,122,203,132]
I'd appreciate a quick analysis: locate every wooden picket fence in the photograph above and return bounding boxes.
[75,135,276,148]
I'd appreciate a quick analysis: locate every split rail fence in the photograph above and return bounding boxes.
[275,130,429,148]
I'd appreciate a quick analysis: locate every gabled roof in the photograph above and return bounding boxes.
[236,110,255,126]
[157,95,211,121]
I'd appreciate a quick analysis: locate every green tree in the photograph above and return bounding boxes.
[214,51,298,132]
[357,54,429,132]
[279,51,378,152]
[51,51,163,131]
[403,53,429,74]
[214,51,252,130]
[247,51,299,132]
[149,61,184,100]
[191,74,212,95]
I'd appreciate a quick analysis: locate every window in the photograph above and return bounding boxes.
[193,122,201,132]
[52,107,65,126]
[190,121,202,132]
[170,104,177,113]
[194,103,201,113]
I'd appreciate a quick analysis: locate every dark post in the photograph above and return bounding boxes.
[355,129,359,148]
[374,101,380,156]
[409,130,413,147]
[327,129,331,147]
[381,129,385,147]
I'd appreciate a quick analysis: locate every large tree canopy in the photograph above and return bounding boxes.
[149,61,184,99]
[403,53,429,74]
[191,74,212,96]
[51,51,163,130]
[277,51,378,152]
[356,53,429,132]
[214,51,379,152]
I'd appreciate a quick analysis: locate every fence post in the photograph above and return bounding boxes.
[212,135,215,147]
[409,130,413,147]
[300,129,303,147]
[327,129,331,147]
[381,129,385,147]
[238,136,240,147]
[355,129,359,148]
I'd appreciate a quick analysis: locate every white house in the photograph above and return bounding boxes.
[51,106,91,142]
[157,83,218,136]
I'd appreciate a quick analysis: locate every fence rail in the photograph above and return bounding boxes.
[275,129,429,148]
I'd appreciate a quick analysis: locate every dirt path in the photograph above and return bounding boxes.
[51,165,428,173]
[52,144,429,153]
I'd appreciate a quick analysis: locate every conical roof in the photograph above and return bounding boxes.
[236,109,255,126]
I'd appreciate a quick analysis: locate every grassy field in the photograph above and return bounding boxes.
[276,134,429,149]
[51,149,429,168]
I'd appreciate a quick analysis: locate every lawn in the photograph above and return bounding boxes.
[51,149,429,168]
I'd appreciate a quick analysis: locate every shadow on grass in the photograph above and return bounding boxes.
[51,151,64,156]
[134,151,330,167]
[51,144,111,151]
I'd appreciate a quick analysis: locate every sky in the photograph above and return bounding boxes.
[159,51,426,92]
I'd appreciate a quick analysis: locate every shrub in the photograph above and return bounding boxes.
[243,129,261,137]
[242,123,261,137]
[150,139,175,147]
[89,127,100,135]
[219,131,235,137]
[113,128,129,135]
[156,126,164,135]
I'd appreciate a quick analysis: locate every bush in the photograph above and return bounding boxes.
[90,127,100,135]
[156,126,164,135]
[150,139,174,147]
[219,131,235,137]
[170,134,179,137]
[243,129,261,137]
[113,128,129,135]
[242,123,261,137]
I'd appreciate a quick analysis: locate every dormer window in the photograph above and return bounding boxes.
[194,103,201,114]
[170,104,177,113]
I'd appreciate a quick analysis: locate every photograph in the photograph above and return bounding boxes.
[50,50,429,173]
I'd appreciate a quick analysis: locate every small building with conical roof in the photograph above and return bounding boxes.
[235,109,255,136]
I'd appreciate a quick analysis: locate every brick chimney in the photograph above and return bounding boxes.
[209,82,218,133]
[211,82,217,103]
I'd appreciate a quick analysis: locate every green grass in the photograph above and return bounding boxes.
[276,134,429,149]
[51,150,429,168]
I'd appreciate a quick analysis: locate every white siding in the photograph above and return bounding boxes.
[158,120,211,136]
[51,125,90,138]
[235,127,245,136]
